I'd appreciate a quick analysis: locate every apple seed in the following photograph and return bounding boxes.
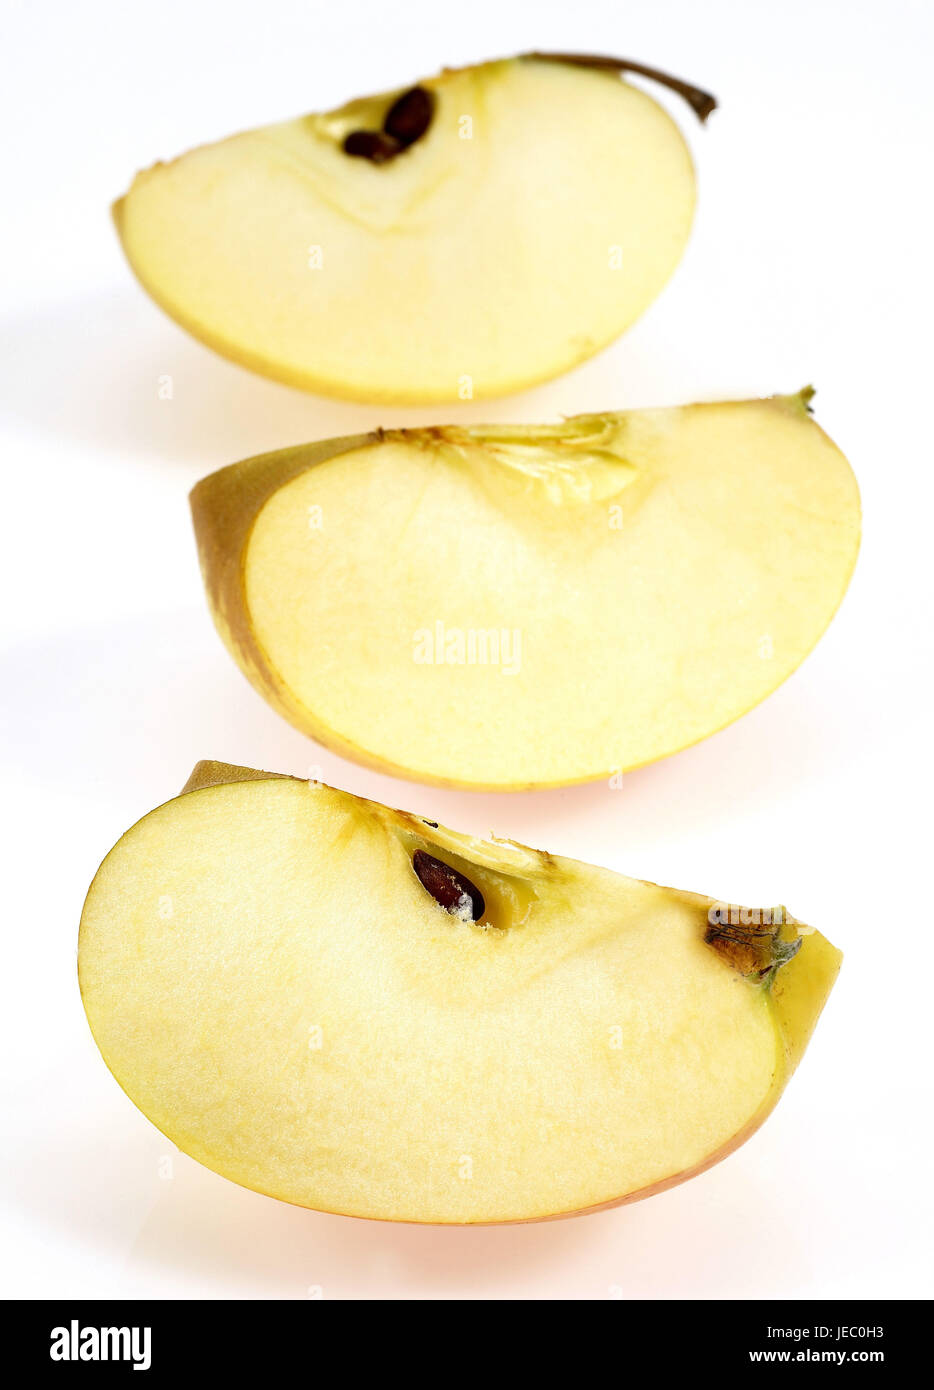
[383,86,435,145]
[413,850,485,923]
[342,129,402,163]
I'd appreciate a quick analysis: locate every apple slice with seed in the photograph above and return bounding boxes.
[113,52,710,403]
[78,762,841,1224]
[190,389,860,790]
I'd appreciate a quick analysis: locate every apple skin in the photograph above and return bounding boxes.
[79,759,842,1225]
[188,433,399,775]
[190,393,860,792]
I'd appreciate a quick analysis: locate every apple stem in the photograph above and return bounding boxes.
[527,51,717,123]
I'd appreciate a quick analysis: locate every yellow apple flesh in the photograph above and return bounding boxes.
[113,53,703,403]
[190,391,861,789]
[78,762,841,1224]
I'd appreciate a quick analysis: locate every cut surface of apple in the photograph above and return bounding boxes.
[191,391,861,790]
[78,762,841,1224]
[114,53,708,403]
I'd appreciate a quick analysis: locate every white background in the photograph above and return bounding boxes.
[2,0,932,1300]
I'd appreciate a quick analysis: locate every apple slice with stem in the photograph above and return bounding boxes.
[113,52,711,403]
[190,389,860,790]
[78,762,841,1225]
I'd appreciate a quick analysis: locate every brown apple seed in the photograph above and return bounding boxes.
[413,850,485,923]
[342,129,402,163]
[383,86,435,145]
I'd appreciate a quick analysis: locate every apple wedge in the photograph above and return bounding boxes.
[78,762,840,1224]
[113,53,710,403]
[191,391,860,790]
